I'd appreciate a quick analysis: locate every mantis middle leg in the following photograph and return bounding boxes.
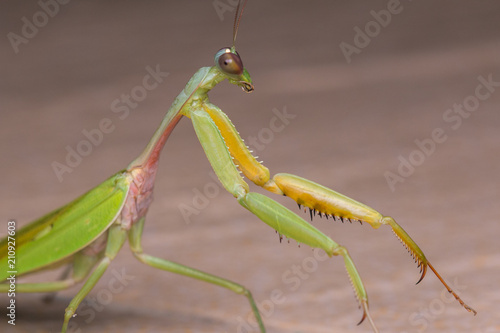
[128,216,267,333]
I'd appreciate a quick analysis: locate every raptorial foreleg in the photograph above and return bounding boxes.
[190,108,380,331]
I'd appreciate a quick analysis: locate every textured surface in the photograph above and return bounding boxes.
[1,1,499,332]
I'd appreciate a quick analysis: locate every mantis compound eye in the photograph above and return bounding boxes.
[215,47,244,76]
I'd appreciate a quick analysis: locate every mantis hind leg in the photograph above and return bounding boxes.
[41,265,72,303]
[0,254,95,294]
[128,217,266,333]
[59,224,127,332]
[0,235,110,295]
[0,227,126,332]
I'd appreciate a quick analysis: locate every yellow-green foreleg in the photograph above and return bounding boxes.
[202,103,277,192]
[191,109,378,331]
[200,104,475,317]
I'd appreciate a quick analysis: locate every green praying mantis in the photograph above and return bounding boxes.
[0,2,477,332]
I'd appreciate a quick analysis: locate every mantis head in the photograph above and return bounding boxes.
[213,0,253,93]
[214,47,253,93]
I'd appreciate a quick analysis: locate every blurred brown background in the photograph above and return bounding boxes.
[1,1,499,332]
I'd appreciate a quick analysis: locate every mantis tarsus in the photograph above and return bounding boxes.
[0,2,476,332]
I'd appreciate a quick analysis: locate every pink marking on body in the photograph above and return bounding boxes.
[120,113,184,229]
[144,113,184,173]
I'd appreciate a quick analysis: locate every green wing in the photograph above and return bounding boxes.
[0,171,130,280]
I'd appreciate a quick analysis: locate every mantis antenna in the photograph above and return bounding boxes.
[233,0,248,47]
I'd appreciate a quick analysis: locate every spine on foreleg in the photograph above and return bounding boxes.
[273,173,383,225]
[382,216,428,281]
[203,103,271,187]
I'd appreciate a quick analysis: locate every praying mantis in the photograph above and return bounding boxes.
[0,2,477,332]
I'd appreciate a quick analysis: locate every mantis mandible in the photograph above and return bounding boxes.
[0,2,476,332]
